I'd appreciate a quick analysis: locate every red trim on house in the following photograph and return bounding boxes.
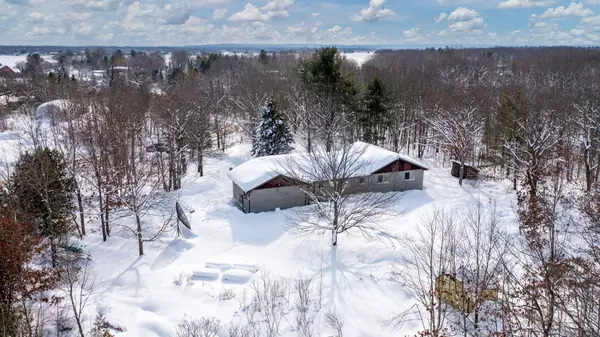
[254,175,307,190]
[372,159,424,174]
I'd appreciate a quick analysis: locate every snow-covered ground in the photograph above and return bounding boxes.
[0,99,518,336]
[74,143,517,336]
[0,55,27,68]
[341,52,375,66]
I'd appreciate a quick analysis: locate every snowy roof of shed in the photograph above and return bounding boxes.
[227,141,428,192]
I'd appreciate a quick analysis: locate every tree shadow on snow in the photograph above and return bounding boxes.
[207,204,287,245]
[150,239,194,271]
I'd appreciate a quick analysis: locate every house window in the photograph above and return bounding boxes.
[377,175,384,184]
[405,172,415,181]
[318,182,324,189]
[359,177,365,184]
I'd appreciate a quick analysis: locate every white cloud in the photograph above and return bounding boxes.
[312,12,320,17]
[446,7,486,32]
[498,0,557,8]
[262,0,293,11]
[449,16,486,31]
[228,1,294,21]
[435,12,448,23]
[448,7,479,21]
[27,12,45,22]
[403,28,423,42]
[212,8,227,20]
[350,0,395,22]
[64,0,121,11]
[540,2,593,18]
[581,14,600,24]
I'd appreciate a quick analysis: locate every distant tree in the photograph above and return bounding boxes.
[24,53,43,80]
[259,49,268,64]
[360,76,391,145]
[252,97,293,157]
[170,50,189,71]
[11,148,76,267]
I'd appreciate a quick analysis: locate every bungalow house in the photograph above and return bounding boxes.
[227,141,428,213]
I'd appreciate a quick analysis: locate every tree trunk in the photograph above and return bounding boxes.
[104,192,110,237]
[331,229,337,247]
[50,238,57,268]
[76,185,85,236]
[136,213,143,256]
[98,186,106,242]
[197,146,203,176]
[459,161,465,186]
[585,143,592,192]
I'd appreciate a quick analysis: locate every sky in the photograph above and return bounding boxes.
[1,0,600,46]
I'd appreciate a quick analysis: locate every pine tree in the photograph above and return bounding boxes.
[252,98,294,157]
[361,76,390,145]
[11,147,76,268]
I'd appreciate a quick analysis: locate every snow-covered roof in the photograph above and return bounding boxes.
[228,141,427,192]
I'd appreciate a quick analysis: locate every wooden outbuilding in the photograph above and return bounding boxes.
[451,160,479,180]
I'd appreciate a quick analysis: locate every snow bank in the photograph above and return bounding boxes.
[204,262,233,271]
[222,269,254,283]
[192,268,220,280]
[36,99,70,119]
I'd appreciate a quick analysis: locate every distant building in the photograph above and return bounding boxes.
[228,142,428,213]
[0,65,16,78]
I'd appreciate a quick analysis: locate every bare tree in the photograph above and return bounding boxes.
[176,317,221,337]
[282,141,398,247]
[324,309,344,337]
[60,254,95,337]
[430,106,483,186]
[390,207,456,336]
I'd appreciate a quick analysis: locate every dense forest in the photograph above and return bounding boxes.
[1,45,600,336]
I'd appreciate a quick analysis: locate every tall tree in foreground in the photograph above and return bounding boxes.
[252,97,293,157]
[11,148,75,267]
[282,141,397,246]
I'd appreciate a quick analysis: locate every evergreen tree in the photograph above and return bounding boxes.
[300,47,360,151]
[361,76,390,145]
[11,147,75,267]
[252,98,294,157]
[259,49,269,64]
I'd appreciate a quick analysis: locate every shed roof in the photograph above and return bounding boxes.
[228,141,428,193]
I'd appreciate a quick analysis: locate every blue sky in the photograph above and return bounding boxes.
[0,0,599,46]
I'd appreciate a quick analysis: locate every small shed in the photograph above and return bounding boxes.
[451,160,479,180]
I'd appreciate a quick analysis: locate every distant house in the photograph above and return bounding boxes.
[227,142,428,213]
[0,65,16,78]
[450,160,479,180]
